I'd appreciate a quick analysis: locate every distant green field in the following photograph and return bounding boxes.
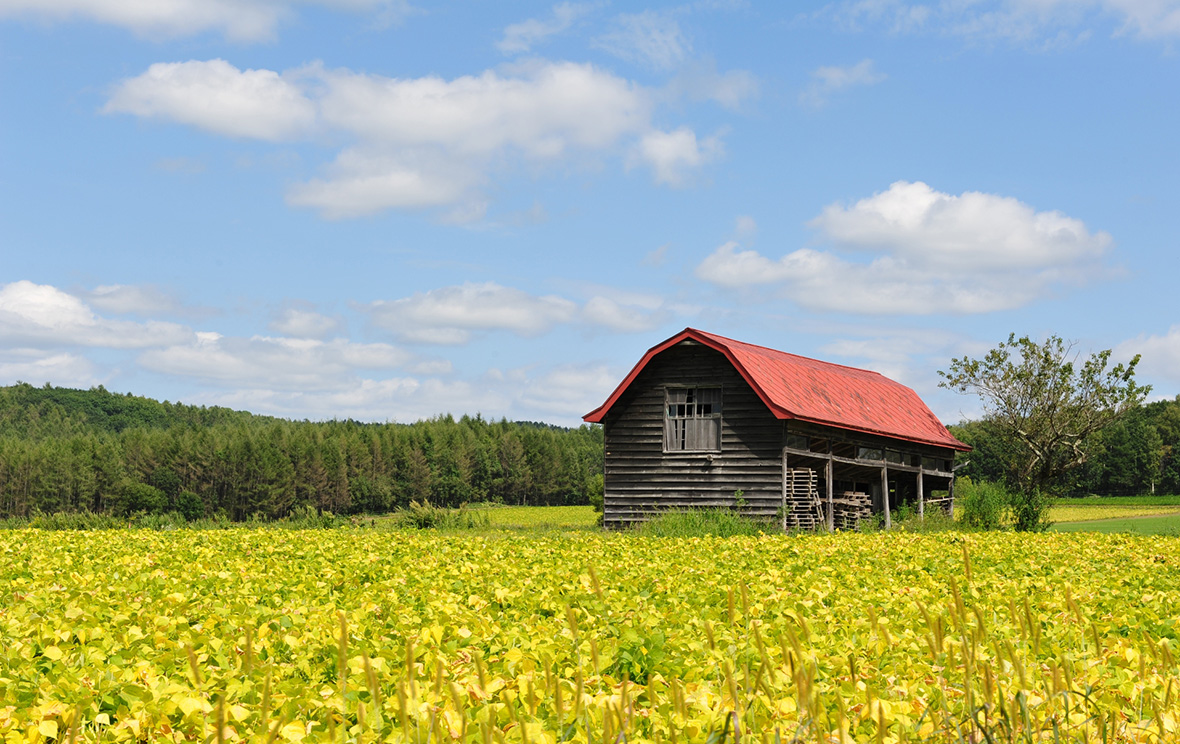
[1052,511,1180,535]
[1056,494,1180,506]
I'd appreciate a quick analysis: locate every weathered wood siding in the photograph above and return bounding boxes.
[602,341,782,528]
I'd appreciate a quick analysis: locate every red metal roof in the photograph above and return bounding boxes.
[584,328,970,451]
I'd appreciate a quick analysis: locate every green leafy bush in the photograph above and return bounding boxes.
[174,490,205,521]
[279,505,341,529]
[397,500,491,530]
[890,503,959,533]
[956,476,1010,530]
[114,482,167,516]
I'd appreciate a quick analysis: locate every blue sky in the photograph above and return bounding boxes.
[2,0,1179,426]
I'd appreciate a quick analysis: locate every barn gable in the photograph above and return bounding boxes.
[586,328,968,451]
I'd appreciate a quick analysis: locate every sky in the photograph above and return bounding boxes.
[2,0,1179,428]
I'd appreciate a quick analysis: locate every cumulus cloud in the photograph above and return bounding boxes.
[497,2,593,53]
[366,283,579,344]
[139,334,416,391]
[819,0,1180,42]
[194,376,490,423]
[81,284,185,316]
[104,60,316,141]
[107,58,728,216]
[810,180,1111,269]
[581,295,668,333]
[190,359,622,425]
[0,349,99,388]
[0,0,414,42]
[799,59,886,108]
[0,279,654,426]
[365,282,682,344]
[817,327,985,385]
[516,364,620,419]
[696,181,1113,314]
[269,306,344,339]
[634,127,723,186]
[0,280,190,348]
[1115,326,1180,386]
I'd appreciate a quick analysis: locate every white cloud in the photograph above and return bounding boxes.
[0,281,190,348]
[581,296,667,332]
[516,364,620,419]
[365,282,682,343]
[0,349,99,388]
[0,0,414,42]
[497,2,593,53]
[193,362,616,425]
[594,10,692,70]
[1115,326,1180,386]
[799,59,886,108]
[696,181,1113,314]
[194,376,491,423]
[139,334,415,391]
[287,150,477,218]
[108,58,726,216]
[819,0,1180,42]
[81,284,185,316]
[104,60,316,141]
[365,282,579,344]
[269,306,344,339]
[634,127,723,186]
[312,60,648,157]
[816,327,980,385]
[810,180,1111,270]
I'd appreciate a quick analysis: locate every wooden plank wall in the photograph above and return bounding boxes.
[602,342,783,528]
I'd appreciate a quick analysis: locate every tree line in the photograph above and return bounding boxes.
[0,383,603,519]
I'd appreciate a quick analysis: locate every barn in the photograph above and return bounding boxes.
[583,328,971,530]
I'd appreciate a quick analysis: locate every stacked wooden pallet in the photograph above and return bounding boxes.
[832,491,871,530]
[785,468,824,529]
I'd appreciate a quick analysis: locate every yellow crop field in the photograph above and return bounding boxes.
[476,505,598,529]
[2,529,1178,743]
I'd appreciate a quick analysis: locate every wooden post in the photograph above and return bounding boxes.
[948,475,955,519]
[825,458,834,532]
[881,467,891,529]
[781,448,788,533]
[917,467,924,520]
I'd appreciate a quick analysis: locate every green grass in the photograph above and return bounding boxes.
[1052,511,1180,535]
[1057,494,1180,506]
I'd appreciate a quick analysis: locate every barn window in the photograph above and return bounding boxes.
[664,387,722,452]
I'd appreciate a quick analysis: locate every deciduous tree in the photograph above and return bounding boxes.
[939,333,1149,530]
